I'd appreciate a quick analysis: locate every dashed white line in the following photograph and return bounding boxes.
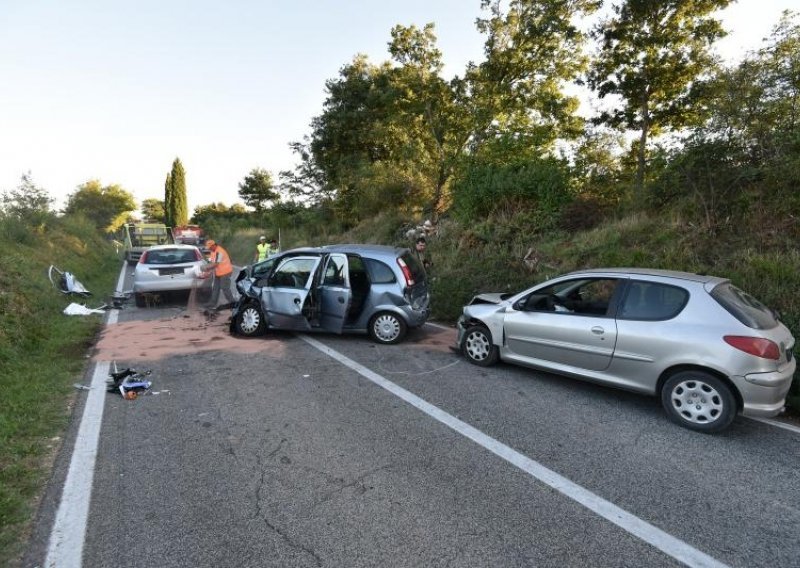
[299,334,730,568]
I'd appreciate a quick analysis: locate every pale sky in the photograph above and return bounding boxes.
[0,1,795,214]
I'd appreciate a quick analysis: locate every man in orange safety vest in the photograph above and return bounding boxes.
[204,239,236,307]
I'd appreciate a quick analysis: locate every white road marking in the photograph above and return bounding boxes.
[45,263,125,568]
[299,334,730,568]
[746,416,800,435]
[424,321,451,331]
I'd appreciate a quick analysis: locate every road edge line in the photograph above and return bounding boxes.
[44,262,125,568]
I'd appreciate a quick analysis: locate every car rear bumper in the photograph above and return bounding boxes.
[736,359,796,418]
[134,278,210,293]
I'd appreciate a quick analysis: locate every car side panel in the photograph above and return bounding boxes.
[502,310,618,372]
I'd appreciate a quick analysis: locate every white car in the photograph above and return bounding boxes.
[132,244,211,307]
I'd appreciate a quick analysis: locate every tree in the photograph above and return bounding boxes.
[588,0,732,196]
[1,172,53,223]
[163,172,173,227]
[238,168,279,211]
[63,180,136,231]
[165,158,188,227]
[141,198,166,223]
[470,0,600,156]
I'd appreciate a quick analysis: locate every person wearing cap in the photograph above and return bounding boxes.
[254,235,271,262]
[204,239,236,307]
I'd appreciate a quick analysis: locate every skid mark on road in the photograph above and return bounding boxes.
[300,334,731,568]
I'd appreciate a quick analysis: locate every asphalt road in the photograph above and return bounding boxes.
[23,264,800,568]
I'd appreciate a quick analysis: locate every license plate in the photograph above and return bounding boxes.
[158,267,185,276]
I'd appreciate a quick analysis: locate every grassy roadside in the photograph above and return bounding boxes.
[0,216,119,566]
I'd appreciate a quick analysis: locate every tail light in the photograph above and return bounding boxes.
[397,257,415,286]
[724,336,780,360]
[138,252,148,264]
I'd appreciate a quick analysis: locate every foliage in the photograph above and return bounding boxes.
[62,179,136,232]
[0,214,118,566]
[238,168,278,212]
[469,0,599,158]
[0,172,54,226]
[165,158,188,227]
[588,0,733,195]
[140,198,165,223]
[450,156,573,230]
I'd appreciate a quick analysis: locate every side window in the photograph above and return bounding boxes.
[618,281,689,321]
[364,258,396,284]
[269,258,317,288]
[522,278,619,316]
[323,255,347,286]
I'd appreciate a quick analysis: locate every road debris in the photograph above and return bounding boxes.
[48,265,91,296]
[107,365,153,399]
[64,303,108,316]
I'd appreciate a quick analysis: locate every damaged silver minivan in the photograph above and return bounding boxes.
[230,244,430,344]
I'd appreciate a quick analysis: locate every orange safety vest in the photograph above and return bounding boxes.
[211,245,233,277]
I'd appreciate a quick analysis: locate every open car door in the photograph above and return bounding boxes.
[262,256,322,330]
[317,253,352,333]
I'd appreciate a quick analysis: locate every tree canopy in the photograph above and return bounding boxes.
[63,180,136,231]
[238,168,279,211]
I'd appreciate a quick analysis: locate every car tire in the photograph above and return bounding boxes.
[661,371,737,433]
[461,325,499,367]
[234,303,266,336]
[134,293,146,308]
[368,312,407,344]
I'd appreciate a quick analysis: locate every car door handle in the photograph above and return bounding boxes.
[591,326,605,335]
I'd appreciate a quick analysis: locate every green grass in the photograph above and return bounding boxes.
[0,215,119,566]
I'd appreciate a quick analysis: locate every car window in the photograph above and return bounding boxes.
[269,258,317,288]
[710,282,777,330]
[364,258,396,284]
[144,249,198,265]
[323,255,347,286]
[618,281,689,321]
[523,278,619,316]
[252,257,277,279]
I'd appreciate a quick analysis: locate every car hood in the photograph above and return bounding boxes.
[468,292,513,306]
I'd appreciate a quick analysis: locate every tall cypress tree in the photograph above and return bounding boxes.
[170,158,188,226]
[163,172,173,227]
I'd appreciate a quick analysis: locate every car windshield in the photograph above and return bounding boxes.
[144,249,198,265]
[710,282,778,330]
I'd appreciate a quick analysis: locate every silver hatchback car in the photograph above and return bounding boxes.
[231,244,430,344]
[456,268,796,433]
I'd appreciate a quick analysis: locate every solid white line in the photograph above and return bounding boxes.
[45,262,125,567]
[299,334,730,568]
[746,416,800,435]
[45,360,109,568]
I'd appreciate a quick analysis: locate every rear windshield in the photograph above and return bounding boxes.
[400,251,426,283]
[710,282,778,330]
[144,249,198,265]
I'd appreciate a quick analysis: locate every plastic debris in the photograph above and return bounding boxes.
[64,303,107,316]
[107,365,153,399]
[73,383,92,390]
[48,265,91,296]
